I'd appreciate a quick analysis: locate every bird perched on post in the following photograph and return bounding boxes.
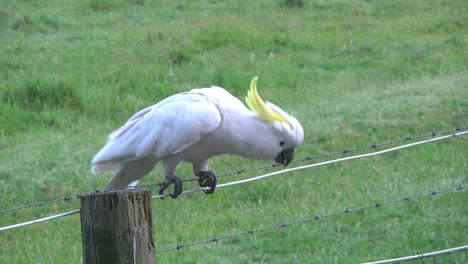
[91,77,304,198]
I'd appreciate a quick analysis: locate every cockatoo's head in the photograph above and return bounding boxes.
[245,77,304,166]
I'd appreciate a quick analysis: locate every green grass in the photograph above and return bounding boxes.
[0,0,467,263]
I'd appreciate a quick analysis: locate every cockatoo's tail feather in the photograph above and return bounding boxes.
[245,77,287,124]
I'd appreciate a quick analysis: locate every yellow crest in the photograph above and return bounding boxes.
[245,77,286,123]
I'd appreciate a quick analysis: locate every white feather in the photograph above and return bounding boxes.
[92,90,223,173]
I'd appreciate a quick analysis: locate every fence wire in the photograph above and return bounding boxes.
[364,245,468,264]
[144,126,468,189]
[0,195,81,214]
[151,130,468,199]
[0,127,466,231]
[156,185,466,254]
[0,126,464,214]
[0,210,80,232]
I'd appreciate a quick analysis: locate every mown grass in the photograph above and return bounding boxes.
[0,0,467,263]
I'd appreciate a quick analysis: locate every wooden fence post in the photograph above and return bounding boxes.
[80,189,155,264]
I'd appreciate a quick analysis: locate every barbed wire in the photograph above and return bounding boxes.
[156,184,466,254]
[142,127,468,196]
[152,129,468,199]
[0,190,124,214]
[0,127,466,232]
[215,127,467,178]
[0,126,466,215]
[0,195,80,214]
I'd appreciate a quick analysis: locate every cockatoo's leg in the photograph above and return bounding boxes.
[196,171,217,194]
[158,174,182,199]
[160,159,183,198]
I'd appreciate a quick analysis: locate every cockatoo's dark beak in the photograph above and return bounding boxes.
[275,148,295,167]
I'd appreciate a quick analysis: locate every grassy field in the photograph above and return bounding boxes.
[0,0,467,263]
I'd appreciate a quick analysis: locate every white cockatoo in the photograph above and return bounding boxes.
[91,77,304,198]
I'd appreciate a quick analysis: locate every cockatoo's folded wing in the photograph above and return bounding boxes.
[91,92,221,173]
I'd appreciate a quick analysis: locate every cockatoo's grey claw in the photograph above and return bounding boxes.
[159,175,183,199]
[196,171,217,194]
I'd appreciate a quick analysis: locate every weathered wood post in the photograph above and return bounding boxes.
[80,189,155,264]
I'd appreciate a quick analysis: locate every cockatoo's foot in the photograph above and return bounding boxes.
[158,175,183,199]
[196,171,217,194]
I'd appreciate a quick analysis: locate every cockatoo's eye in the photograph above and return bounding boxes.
[279,141,285,146]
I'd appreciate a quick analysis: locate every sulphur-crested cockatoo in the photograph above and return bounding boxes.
[91,77,304,198]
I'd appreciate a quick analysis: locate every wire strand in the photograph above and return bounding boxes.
[1,127,464,214]
[0,128,466,232]
[363,245,468,264]
[151,130,468,199]
[148,126,468,187]
[155,185,466,253]
[0,210,80,232]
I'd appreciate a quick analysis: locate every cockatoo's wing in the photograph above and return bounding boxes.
[91,92,222,173]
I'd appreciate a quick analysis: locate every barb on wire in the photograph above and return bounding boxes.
[156,185,466,254]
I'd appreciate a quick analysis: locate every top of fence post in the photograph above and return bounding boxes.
[80,189,155,264]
